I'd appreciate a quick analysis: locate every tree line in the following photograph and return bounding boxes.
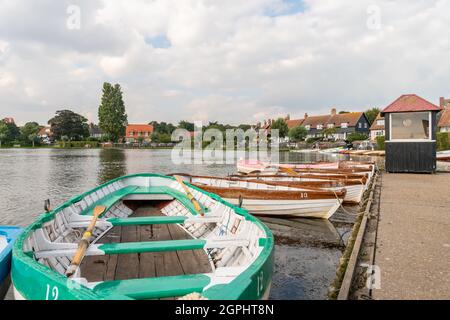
[0,80,381,147]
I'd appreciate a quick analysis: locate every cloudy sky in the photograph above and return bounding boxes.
[0,0,449,126]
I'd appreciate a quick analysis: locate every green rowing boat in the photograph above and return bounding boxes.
[11,174,274,300]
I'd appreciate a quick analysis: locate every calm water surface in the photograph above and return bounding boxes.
[0,148,364,300]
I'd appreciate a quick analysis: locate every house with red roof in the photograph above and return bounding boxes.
[125,124,154,143]
[283,108,370,141]
[438,97,450,133]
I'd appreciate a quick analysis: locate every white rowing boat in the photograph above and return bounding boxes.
[173,174,346,219]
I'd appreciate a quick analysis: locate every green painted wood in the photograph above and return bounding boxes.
[84,186,140,217]
[93,274,211,299]
[107,216,187,226]
[99,239,206,254]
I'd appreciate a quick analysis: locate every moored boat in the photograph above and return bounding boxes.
[437,161,450,172]
[11,174,274,300]
[237,159,374,176]
[437,151,450,162]
[231,177,366,204]
[173,174,346,219]
[0,226,22,299]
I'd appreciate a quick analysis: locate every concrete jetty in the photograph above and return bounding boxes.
[373,173,450,299]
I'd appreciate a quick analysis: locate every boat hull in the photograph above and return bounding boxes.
[224,198,342,219]
[0,226,22,299]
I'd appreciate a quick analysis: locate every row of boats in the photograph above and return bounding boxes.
[292,147,385,156]
[1,160,375,300]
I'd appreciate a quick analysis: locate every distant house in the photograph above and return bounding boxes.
[38,126,53,143]
[369,113,385,140]
[125,124,154,143]
[88,123,105,139]
[2,117,15,124]
[438,97,450,132]
[287,108,370,140]
[285,114,306,130]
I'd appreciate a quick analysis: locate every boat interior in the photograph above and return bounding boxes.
[20,176,267,299]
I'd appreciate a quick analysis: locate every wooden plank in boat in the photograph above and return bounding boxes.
[115,224,140,280]
[167,223,211,275]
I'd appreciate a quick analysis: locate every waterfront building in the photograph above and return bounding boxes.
[369,113,385,141]
[125,124,154,143]
[438,97,450,133]
[382,94,442,173]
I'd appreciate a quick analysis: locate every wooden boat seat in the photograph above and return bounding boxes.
[107,215,221,226]
[92,274,211,300]
[35,237,250,258]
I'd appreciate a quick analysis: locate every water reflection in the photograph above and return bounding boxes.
[98,149,127,184]
[260,217,344,248]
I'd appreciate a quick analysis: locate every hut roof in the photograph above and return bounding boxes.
[382,94,441,114]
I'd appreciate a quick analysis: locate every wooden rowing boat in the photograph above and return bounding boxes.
[11,174,274,300]
[230,173,368,204]
[237,159,374,176]
[172,174,346,219]
[437,161,450,172]
[239,178,364,204]
[0,226,22,299]
[237,159,339,174]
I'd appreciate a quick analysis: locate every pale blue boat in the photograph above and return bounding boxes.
[0,226,23,299]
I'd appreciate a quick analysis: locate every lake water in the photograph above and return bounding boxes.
[0,148,362,300]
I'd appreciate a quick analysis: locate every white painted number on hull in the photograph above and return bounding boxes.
[300,193,308,199]
[45,284,59,300]
[257,271,264,296]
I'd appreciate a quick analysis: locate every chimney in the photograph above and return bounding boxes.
[331,108,337,116]
[285,114,290,121]
[440,97,445,109]
[304,113,308,119]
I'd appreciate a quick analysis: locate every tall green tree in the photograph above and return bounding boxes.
[288,125,308,142]
[0,121,9,148]
[178,121,195,132]
[271,118,289,138]
[48,110,89,141]
[150,121,176,135]
[98,82,128,142]
[5,122,20,142]
[365,107,380,125]
[21,122,40,147]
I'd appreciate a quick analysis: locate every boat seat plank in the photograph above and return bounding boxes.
[108,216,187,226]
[79,205,213,295]
[99,239,206,254]
[82,186,208,217]
[93,274,211,300]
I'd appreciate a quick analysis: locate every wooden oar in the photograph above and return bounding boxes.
[279,166,300,176]
[174,175,205,216]
[66,205,106,277]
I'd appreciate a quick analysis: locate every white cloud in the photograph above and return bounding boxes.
[0,0,450,126]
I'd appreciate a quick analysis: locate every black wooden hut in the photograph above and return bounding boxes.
[381,94,442,173]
